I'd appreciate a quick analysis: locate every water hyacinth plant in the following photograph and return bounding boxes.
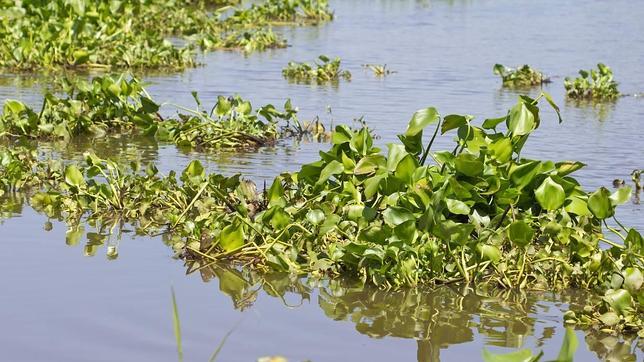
[564,63,620,100]
[493,64,550,87]
[282,55,352,83]
[0,74,303,150]
[0,0,333,71]
[1,94,642,334]
[363,64,396,77]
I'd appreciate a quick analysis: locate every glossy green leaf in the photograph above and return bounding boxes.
[220,223,244,252]
[508,220,534,247]
[64,165,85,187]
[507,101,535,136]
[535,177,566,210]
[383,207,415,227]
[317,160,344,185]
[446,199,470,215]
[609,186,632,206]
[588,187,614,219]
[404,107,439,137]
[454,153,483,177]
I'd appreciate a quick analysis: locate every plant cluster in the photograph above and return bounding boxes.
[0,0,333,71]
[363,64,396,77]
[564,63,620,100]
[1,95,642,334]
[493,64,550,87]
[282,55,352,83]
[0,74,303,150]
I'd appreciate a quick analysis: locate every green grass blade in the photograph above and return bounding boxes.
[171,287,183,362]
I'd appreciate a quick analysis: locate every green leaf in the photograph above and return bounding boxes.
[306,209,325,225]
[454,153,483,177]
[141,97,160,113]
[507,101,535,136]
[482,348,535,362]
[623,268,643,294]
[610,186,632,206]
[386,144,408,171]
[220,223,245,252]
[354,155,385,175]
[64,165,85,188]
[625,229,643,252]
[588,187,614,219]
[404,107,439,137]
[603,289,633,316]
[488,137,513,163]
[482,116,506,130]
[446,199,470,215]
[564,196,591,216]
[508,220,534,247]
[477,244,501,263]
[364,174,385,199]
[383,207,415,227]
[555,161,585,176]
[317,160,344,185]
[441,114,469,134]
[542,91,563,124]
[556,327,578,362]
[509,161,541,190]
[268,177,285,207]
[535,177,566,210]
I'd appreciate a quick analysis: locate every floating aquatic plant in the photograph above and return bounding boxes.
[1,95,641,334]
[0,74,305,150]
[363,64,396,77]
[282,55,351,83]
[564,63,620,100]
[493,64,549,87]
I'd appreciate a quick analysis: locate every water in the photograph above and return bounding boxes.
[1,0,643,360]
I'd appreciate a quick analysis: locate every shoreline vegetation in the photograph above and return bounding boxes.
[1,93,642,336]
[0,0,333,71]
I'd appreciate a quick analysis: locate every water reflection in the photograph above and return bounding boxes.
[187,264,643,361]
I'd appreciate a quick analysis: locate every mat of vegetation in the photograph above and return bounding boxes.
[493,64,550,87]
[0,74,316,149]
[564,63,620,100]
[0,93,642,335]
[282,55,351,83]
[0,0,333,71]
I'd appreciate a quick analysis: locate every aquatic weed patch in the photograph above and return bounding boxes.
[1,94,642,334]
[0,74,305,150]
[564,63,620,101]
[282,55,352,84]
[0,0,333,71]
[493,64,550,87]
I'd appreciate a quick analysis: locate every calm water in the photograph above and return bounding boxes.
[1,0,643,360]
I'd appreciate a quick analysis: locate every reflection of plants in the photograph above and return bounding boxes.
[564,63,620,101]
[493,64,549,87]
[482,327,577,362]
[282,55,351,83]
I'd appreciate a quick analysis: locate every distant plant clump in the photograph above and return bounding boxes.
[282,55,352,83]
[1,94,642,335]
[363,64,396,77]
[564,63,620,100]
[0,0,334,71]
[493,64,550,87]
